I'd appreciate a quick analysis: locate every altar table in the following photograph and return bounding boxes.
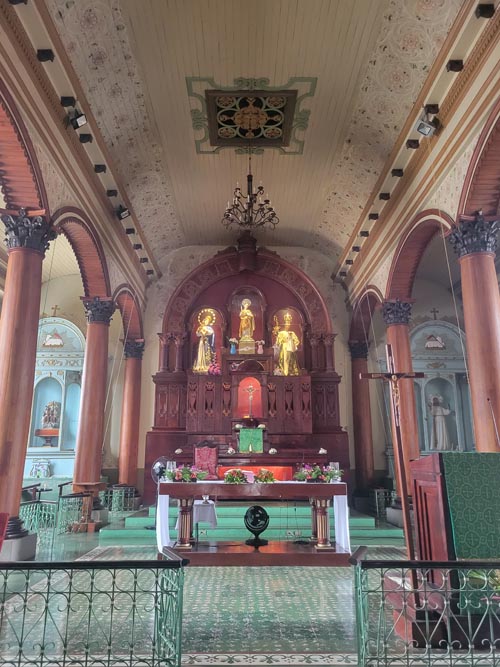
[157,481,350,553]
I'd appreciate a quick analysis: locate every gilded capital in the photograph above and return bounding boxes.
[349,340,369,359]
[2,208,55,254]
[83,297,115,325]
[124,340,145,359]
[449,212,499,258]
[382,299,412,326]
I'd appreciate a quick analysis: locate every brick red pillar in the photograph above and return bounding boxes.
[449,213,500,451]
[349,341,375,490]
[0,210,55,538]
[118,340,144,486]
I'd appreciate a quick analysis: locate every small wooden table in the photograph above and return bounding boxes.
[158,481,347,551]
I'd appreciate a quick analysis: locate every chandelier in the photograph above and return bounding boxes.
[222,156,279,231]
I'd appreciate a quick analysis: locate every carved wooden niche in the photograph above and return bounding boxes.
[189,306,225,374]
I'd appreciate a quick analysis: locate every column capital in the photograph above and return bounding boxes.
[124,339,145,359]
[173,332,188,346]
[2,208,55,255]
[307,333,321,347]
[382,299,412,325]
[322,333,337,346]
[349,340,369,359]
[449,212,500,258]
[82,297,115,325]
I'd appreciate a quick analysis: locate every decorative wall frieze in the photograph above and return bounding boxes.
[2,209,55,254]
[82,297,115,325]
[382,299,412,326]
[449,211,499,258]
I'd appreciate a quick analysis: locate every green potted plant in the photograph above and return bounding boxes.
[254,468,275,483]
[224,469,248,484]
[165,465,208,482]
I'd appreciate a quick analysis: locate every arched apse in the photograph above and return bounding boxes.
[349,286,383,343]
[0,79,49,213]
[51,207,111,298]
[113,284,144,341]
[386,209,455,301]
[458,97,500,218]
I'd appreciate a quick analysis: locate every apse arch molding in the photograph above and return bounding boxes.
[113,284,144,341]
[349,286,383,343]
[0,79,49,214]
[458,96,500,218]
[385,209,455,301]
[51,206,111,298]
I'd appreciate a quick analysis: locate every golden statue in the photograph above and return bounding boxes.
[193,309,216,373]
[275,311,300,376]
[238,298,256,353]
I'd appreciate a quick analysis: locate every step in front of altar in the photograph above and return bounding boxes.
[98,501,404,547]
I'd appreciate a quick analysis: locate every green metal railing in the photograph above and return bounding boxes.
[0,550,187,667]
[100,486,137,515]
[19,500,58,549]
[57,494,88,533]
[351,547,500,667]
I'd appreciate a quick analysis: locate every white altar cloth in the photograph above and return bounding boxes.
[156,481,350,553]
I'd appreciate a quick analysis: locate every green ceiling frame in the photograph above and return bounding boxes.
[186,76,317,155]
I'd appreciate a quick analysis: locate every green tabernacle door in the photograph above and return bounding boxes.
[238,428,264,453]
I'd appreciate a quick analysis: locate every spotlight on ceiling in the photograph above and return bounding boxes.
[37,49,55,63]
[69,110,87,129]
[146,269,154,276]
[379,193,390,201]
[106,189,118,197]
[406,139,420,149]
[391,168,404,177]
[339,271,347,277]
[117,205,130,220]
[446,59,463,72]
[79,134,93,144]
[60,96,76,108]
[360,231,369,237]
[415,109,440,138]
[346,259,353,266]
[8,0,28,5]
[125,228,135,235]
[94,164,106,174]
[133,243,142,250]
[475,4,495,18]
[368,213,379,221]
[140,257,149,264]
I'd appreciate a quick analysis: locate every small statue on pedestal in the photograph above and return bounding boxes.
[238,298,256,354]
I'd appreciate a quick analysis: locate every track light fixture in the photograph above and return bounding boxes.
[368,213,379,220]
[79,134,93,144]
[475,4,495,18]
[146,269,154,276]
[94,164,106,174]
[360,231,369,237]
[406,139,420,149]
[140,257,149,264]
[346,259,353,265]
[125,228,135,235]
[446,59,463,72]
[69,110,87,129]
[117,205,130,220]
[391,168,404,177]
[379,193,390,201]
[106,189,118,197]
[133,244,142,250]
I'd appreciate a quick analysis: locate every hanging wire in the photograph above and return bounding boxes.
[101,296,134,454]
[41,233,58,317]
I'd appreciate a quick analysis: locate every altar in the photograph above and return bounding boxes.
[144,235,350,505]
[157,481,351,565]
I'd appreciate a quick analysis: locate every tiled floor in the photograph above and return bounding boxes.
[29,524,406,666]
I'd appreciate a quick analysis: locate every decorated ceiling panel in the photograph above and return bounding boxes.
[44,0,463,267]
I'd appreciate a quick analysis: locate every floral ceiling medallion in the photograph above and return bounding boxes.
[187,76,316,155]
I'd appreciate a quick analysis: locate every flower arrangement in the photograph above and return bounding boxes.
[294,464,343,483]
[224,469,248,484]
[255,468,275,483]
[208,359,221,375]
[165,465,208,482]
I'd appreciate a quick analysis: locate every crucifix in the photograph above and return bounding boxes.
[245,383,256,419]
[51,304,60,317]
[430,307,439,320]
[360,344,424,562]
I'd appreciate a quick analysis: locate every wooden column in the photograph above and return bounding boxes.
[158,333,169,372]
[0,210,55,537]
[449,213,500,451]
[323,334,336,372]
[173,333,187,373]
[118,340,145,486]
[382,300,419,493]
[73,297,115,486]
[308,333,320,372]
[349,341,375,490]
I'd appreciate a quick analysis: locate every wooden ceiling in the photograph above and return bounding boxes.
[44,0,464,265]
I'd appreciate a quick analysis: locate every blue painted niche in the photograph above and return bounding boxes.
[25,317,85,478]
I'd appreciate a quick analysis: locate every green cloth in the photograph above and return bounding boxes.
[238,428,263,453]
[441,452,500,559]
